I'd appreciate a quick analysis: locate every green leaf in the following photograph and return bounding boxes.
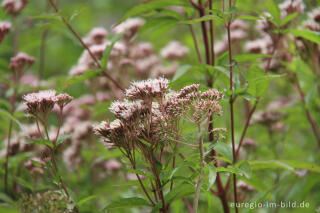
[0,206,20,213]
[0,109,22,129]
[100,33,123,68]
[214,142,233,162]
[266,0,280,26]
[56,134,71,147]
[127,169,154,179]
[235,15,261,21]
[237,161,252,178]
[78,195,97,207]
[248,160,295,172]
[181,15,223,24]
[288,29,320,44]
[237,92,256,101]
[216,166,241,175]
[172,64,192,82]
[282,160,320,173]
[58,69,100,91]
[234,53,271,63]
[28,138,53,148]
[0,192,13,204]
[119,0,189,23]
[206,164,216,190]
[32,13,61,21]
[280,12,298,26]
[104,197,152,210]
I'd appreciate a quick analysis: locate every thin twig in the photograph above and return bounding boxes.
[188,25,203,63]
[47,0,124,91]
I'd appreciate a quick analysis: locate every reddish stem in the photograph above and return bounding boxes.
[48,0,124,91]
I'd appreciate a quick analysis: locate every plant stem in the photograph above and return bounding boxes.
[4,69,19,194]
[226,0,239,210]
[132,164,155,206]
[47,0,124,91]
[294,74,320,147]
[193,123,205,213]
[150,152,167,213]
[189,25,203,63]
[235,99,259,160]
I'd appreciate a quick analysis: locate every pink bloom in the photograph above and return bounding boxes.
[125,77,169,99]
[55,93,73,109]
[9,52,35,71]
[0,21,11,43]
[83,27,107,46]
[2,0,27,15]
[112,17,145,39]
[160,41,189,60]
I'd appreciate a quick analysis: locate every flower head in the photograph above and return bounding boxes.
[112,17,145,39]
[55,93,73,109]
[0,21,11,43]
[160,41,189,60]
[2,0,28,15]
[9,52,35,71]
[83,27,107,46]
[125,77,169,100]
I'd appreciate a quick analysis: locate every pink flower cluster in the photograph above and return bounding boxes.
[94,78,223,150]
[0,21,11,43]
[9,52,35,71]
[2,0,29,15]
[22,90,73,116]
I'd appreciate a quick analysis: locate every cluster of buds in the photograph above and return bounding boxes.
[2,0,29,15]
[22,90,73,118]
[0,21,11,43]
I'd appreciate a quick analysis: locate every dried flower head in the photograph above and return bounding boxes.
[0,21,11,43]
[160,41,189,60]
